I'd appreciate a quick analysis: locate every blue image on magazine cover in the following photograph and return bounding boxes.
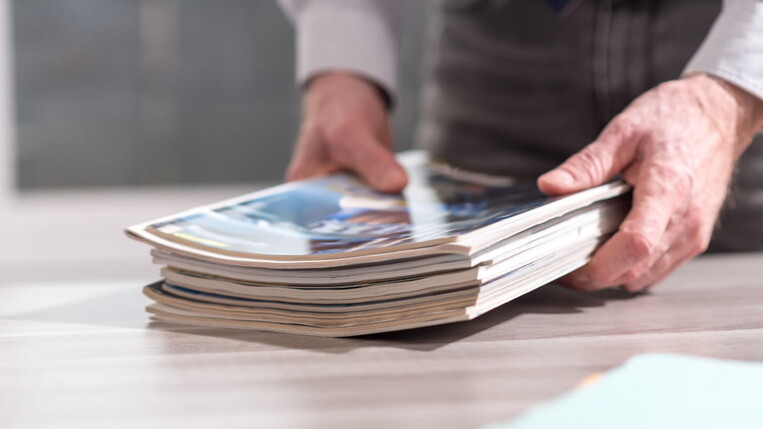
[150,156,551,256]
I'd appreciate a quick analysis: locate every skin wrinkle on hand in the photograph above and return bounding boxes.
[539,73,763,292]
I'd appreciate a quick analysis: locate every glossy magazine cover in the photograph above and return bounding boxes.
[146,152,564,257]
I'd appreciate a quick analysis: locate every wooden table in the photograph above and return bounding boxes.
[2,253,762,429]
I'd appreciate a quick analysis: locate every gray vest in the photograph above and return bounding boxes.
[417,0,763,251]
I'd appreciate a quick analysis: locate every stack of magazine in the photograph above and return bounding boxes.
[126,151,630,337]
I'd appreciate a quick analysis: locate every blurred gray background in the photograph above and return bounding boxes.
[13,0,428,189]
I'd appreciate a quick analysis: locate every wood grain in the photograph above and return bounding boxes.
[1,253,762,429]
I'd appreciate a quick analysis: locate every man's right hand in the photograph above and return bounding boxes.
[285,72,408,193]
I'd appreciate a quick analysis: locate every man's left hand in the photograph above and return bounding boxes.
[538,73,763,292]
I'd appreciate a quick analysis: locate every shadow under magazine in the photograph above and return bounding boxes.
[144,284,641,353]
[8,280,640,354]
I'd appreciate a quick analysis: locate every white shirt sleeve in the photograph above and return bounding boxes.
[684,0,763,101]
[277,0,402,103]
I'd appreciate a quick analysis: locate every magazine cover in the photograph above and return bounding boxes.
[133,152,624,258]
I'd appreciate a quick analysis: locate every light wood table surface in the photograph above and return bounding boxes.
[2,253,762,429]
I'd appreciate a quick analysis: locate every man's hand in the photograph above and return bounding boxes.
[538,74,763,292]
[286,72,408,193]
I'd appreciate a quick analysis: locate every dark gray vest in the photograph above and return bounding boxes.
[417,0,763,251]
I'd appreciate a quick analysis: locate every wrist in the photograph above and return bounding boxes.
[305,72,390,112]
[697,74,763,153]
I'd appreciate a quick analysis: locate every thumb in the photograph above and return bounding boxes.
[538,133,634,196]
[334,127,408,193]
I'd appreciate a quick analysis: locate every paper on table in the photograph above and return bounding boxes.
[488,353,763,429]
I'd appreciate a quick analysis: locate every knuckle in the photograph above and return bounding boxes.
[620,229,656,261]
[671,171,693,198]
[610,114,642,139]
[651,163,693,197]
[621,269,642,284]
[683,203,704,229]
[682,205,710,256]
[688,227,711,256]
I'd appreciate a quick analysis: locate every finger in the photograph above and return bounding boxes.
[570,163,692,289]
[611,215,685,287]
[556,270,588,290]
[538,118,638,195]
[327,123,408,193]
[285,130,339,182]
[621,210,711,292]
[621,235,697,292]
[622,249,685,293]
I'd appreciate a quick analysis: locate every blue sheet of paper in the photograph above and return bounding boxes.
[488,353,763,429]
